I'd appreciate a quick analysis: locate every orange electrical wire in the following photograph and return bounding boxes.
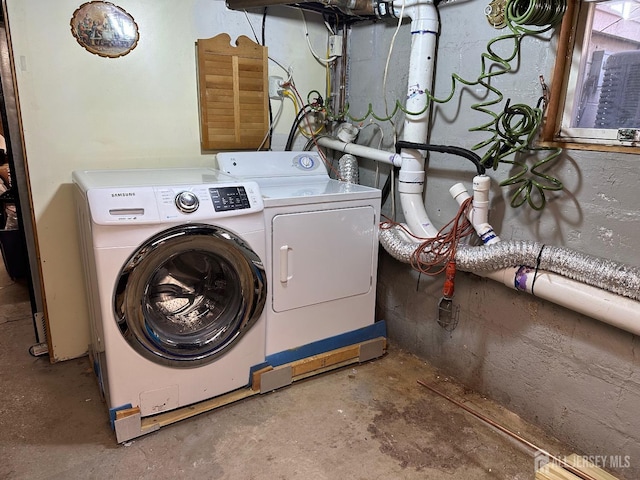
[380,216,430,241]
[409,196,475,276]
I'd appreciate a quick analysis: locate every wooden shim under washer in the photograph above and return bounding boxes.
[290,337,386,378]
[113,337,387,443]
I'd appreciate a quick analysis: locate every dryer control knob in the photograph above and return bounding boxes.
[175,191,199,213]
[296,154,316,170]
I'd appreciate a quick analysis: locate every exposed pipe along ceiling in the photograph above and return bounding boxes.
[234,0,640,335]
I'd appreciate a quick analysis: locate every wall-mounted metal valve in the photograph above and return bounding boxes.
[485,0,507,29]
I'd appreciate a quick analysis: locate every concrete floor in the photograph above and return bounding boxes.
[0,264,574,479]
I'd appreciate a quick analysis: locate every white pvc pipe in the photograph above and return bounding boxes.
[320,0,640,337]
[394,0,440,238]
[483,267,640,335]
[449,178,501,245]
[316,136,402,166]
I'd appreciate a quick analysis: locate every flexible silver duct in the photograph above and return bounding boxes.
[338,154,359,184]
[455,241,640,302]
[379,224,435,264]
[379,228,640,302]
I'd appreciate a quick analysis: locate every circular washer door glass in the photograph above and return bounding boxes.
[114,224,266,367]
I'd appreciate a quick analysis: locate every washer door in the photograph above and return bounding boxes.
[114,224,266,368]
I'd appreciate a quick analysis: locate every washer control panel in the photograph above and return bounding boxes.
[157,182,262,220]
[87,181,263,224]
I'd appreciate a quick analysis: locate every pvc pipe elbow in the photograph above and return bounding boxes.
[449,183,469,203]
[449,182,500,244]
[400,192,439,238]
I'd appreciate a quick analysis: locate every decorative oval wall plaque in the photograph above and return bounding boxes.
[70,2,139,58]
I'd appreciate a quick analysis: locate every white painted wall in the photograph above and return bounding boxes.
[5,0,327,360]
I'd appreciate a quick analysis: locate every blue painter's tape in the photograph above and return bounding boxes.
[266,320,387,368]
[248,361,270,386]
[109,404,133,430]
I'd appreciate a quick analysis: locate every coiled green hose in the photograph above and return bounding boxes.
[469,0,566,210]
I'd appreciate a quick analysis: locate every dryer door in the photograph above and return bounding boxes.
[114,224,266,368]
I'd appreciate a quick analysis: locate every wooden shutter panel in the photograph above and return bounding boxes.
[197,34,269,150]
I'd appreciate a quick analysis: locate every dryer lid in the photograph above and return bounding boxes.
[217,151,381,207]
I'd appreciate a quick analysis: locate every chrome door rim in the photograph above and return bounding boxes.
[114,224,266,368]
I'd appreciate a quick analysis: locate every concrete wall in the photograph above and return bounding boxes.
[347,4,640,479]
[6,0,327,361]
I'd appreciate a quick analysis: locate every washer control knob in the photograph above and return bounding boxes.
[175,191,199,213]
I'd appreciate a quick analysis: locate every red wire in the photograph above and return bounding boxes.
[380,214,431,241]
[409,197,474,276]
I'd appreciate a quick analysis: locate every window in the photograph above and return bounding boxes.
[544,0,640,151]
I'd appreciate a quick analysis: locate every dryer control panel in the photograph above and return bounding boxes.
[217,151,328,179]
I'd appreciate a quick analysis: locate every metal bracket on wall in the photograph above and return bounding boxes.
[485,0,507,29]
[618,128,640,143]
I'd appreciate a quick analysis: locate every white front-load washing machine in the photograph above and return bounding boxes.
[73,168,267,429]
[216,151,384,362]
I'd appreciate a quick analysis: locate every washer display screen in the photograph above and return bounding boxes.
[209,186,251,212]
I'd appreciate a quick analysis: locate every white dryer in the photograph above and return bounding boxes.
[217,151,383,359]
[73,168,267,425]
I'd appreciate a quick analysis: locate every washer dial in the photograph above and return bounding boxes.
[175,191,199,213]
